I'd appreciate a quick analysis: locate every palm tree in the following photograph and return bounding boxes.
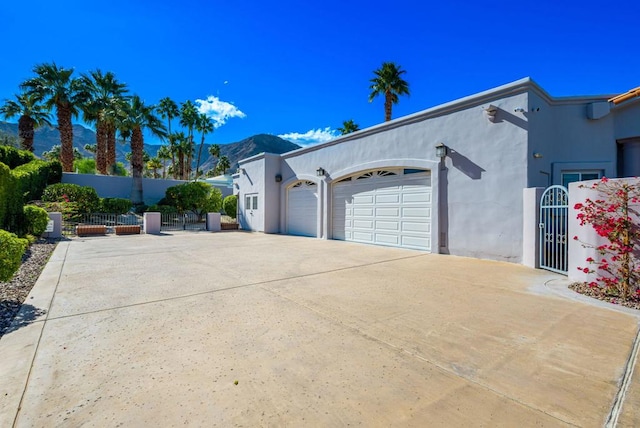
[338,119,360,135]
[157,144,172,179]
[216,155,231,175]
[171,131,189,180]
[120,96,167,206]
[147,157,162,179]
[21,62,89,171]
[194,113,214,179]
[157,97,179,135]
[0,93,51,152]
[179,100,198,178]
[81,70,128,174]
[208,144,220,175]
[368,62,410,122]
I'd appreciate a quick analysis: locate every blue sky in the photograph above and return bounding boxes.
[0,0,638,146]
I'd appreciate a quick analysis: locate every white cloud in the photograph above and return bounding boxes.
[194,96,246,127]
[278,127,338,146]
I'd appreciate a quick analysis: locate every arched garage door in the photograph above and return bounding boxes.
[332,169,432,250]
[287,180,318,237]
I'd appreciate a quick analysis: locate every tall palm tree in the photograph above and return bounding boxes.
[81,70,128,174]
[338,119,360,135]
[120,96,167,205]
[194,113,214,179]
[147,157,162,179]
[157,97,179,135]
[179,100,198,178]
[208,144,220,175]
[216,155,231,175]
[0,93,51,152]
[21,62,89,171]
[171,131,189,180]
[368,62,410,122]
[157,144,172,179]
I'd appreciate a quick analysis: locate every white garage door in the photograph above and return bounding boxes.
[287,180,318,237]
[332,169,431,250]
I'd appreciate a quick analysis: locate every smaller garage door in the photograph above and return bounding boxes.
[332,169,431,250]
[287,180,318,237]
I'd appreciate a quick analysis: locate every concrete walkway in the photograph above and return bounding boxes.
[1,232,639,427]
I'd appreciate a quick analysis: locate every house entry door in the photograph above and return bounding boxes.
[539,185,569,275]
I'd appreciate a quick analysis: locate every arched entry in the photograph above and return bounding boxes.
[539,185,569,274]
[286,180,318,237]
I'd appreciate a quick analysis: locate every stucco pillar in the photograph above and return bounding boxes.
[522,187,544,268]
[143,212,161,235]
[206,213,221,232]
[44,212,62,239]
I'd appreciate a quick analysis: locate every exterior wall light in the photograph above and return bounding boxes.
[275,174,282,182]
[533,152,543,159]
[435,143,448,159]
[514,107,526,113]
[316,167,326,177]
[484,104,498,122]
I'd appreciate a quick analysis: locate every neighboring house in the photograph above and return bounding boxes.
[233,78,640,264]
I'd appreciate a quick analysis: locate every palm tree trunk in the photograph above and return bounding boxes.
[18,115,35,152]
[195,135,205,180]
[106,124,117,174]
[96,121,108,174]
[130,127,144,205]
[384,93,393,122]
[187,135,193,179]
[58,104,74,172]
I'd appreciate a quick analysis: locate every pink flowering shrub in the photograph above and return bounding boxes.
[573,177,640,301]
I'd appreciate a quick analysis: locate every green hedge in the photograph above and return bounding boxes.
[0,229,28,281]
[42,183,100,214]
[100,198,132,214]
[0,162,22,233]
[23,205,50,237]
[223,195,237,219]
[13,160,62,202]
[0,146,36,169]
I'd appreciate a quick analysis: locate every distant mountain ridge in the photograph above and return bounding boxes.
[0,121,300,171]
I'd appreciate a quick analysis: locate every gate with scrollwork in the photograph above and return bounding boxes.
[539,185,569,274]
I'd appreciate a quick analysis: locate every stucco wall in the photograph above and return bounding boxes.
[62,173,232,205]
[237,156,266,231]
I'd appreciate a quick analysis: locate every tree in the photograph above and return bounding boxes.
[171,131,189,180]
[157,97,179,135]
[195,113,214,179]
[338,119,360,135]
[147,157,162,179]
[43,144,82,162]
[21,62,89,171]
[120,96,167,206]
[368,62,410,122]
[157,144,172,179]
[208,144,220,175]
[179,100,198,178]
[0,93,51,152]
[81,69,128,174]
[216,155,230,175]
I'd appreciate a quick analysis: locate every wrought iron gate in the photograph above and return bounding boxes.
[539,185,569,274]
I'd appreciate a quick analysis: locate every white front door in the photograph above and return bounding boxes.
[332,169,432,250]
[244,193,259,231]
[287,181,318,237]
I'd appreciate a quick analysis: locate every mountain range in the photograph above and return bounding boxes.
[0,121,301,172]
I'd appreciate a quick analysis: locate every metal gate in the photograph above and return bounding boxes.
[539,185,569,274]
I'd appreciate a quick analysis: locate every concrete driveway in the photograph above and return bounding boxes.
[1,232,639,427]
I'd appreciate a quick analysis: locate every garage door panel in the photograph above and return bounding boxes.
[332,170,431,251]
[287,184,317,237]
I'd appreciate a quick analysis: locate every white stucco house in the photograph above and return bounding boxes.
[233,78,640,264]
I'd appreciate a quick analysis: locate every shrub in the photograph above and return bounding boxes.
[12,159,63,201]
[223,195,237,219]
[73,158,96,174]
[203,187,223,214]
[100,198,132,214]
[165,182,216,214]
[0,146,36,169]
[0,229,28,281]
[42,183,100,214]
[0,162,22,232]
[23,205,50,237]
[146,204,178,214]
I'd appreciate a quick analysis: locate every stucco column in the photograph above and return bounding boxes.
[206,213,221,232]
[522,187,544,268]
[44,212,62,239]
[143,212,161,235]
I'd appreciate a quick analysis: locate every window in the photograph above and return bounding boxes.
[245,194,258,210]
[252,195,258,210]
[561,170,602,188]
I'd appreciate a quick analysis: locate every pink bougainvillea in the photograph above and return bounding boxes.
[574,178,640,301]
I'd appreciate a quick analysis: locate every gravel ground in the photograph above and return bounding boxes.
[569,282,640,310]
[0,239,59,338]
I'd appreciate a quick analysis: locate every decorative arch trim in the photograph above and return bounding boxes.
[327,159,438,184]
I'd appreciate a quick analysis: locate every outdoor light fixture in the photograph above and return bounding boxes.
[275,174,282,182]
[316,167,326,177]
[435,143,447,159]
[484,104,498,122]
[533,152,543,159]
[514,107,526,113]
[237,167,245,174]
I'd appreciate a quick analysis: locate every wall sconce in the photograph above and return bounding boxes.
[435,143,448,159]
[513,107,526,113]
[532,152,543,159]
[237,167,245,174]
[316,167,326,177]
[484,104,498,122]
[275,174,282,182]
